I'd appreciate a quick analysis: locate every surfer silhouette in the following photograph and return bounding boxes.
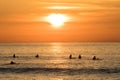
[92,56,97,60]
[10,61,16,64]
[13,54,16,58]
[69,54,72,59]
[35,54,39,58]
[78,54,81,59]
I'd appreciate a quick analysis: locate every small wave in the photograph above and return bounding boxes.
[0,68,119,75]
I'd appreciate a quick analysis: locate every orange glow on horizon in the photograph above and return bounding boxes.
[47,6,79,9]
[0,0,120,42]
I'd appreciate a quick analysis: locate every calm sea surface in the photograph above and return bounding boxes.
[0,42,120,80]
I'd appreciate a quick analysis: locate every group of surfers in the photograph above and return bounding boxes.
[10,54,101,64]
[69,54,101,60]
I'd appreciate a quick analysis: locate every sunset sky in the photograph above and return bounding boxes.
[0,0,120,42]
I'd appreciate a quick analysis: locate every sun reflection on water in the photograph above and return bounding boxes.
[48,43,69,68]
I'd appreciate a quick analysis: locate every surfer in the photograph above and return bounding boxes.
[13,54,16,58]
[92,56,97,60]
[10,61,16,64]
[92,56,101,60]
[78,54,81,59]
[69,54,72,59]
[35,54,39,58]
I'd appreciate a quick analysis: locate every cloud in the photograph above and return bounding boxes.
[0,0,120,25]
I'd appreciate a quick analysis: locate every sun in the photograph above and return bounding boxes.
[46,13,68,27]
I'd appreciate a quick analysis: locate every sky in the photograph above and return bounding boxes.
[0,0,120,42]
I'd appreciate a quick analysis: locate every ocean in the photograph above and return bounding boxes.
[0,42,120,80]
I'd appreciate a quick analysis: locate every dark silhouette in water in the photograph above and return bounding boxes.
[10,61,16,64]
[92,56,102,60]
[35,54,39,58]
[92,56,96,60]
[69,54,72,59]
[78,55,81,59]
[13,54,16,58]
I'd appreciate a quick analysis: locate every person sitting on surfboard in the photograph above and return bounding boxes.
[69,54,72,59]
[78,54,81,59]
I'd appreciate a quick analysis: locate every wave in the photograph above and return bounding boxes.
[0,67,119,75]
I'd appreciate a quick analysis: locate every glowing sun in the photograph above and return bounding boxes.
[46,13,68,27]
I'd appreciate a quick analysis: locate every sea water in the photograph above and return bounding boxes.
[0,42,120,80]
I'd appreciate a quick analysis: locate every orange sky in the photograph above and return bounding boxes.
[0,0,120,42]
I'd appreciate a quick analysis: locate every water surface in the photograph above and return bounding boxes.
[0,42,120,80]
